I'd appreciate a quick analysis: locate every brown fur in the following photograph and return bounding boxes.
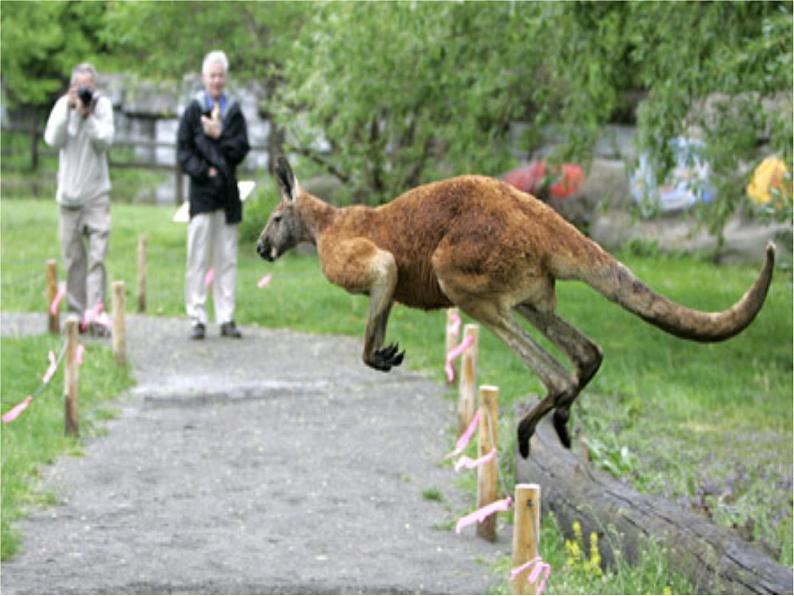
[258,158,775,457]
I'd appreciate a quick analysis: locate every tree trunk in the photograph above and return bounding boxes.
[515,402,793,595]
[30,113,40,171]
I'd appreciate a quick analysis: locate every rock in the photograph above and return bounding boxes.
[685,92,792,142]
[590,211,792,264]
[515,403,794,596]
[123,81,181,118]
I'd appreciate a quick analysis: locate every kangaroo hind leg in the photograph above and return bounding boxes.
[444,295,578,459]
[515,303,603,448]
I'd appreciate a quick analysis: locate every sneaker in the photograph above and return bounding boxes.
[190,322,206,340]
[220,321,242,338]
[89,323,111,338]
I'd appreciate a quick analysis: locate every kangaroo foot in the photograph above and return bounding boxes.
[552,407,572,449]
[517,417,536,459]
[366,342,405,372]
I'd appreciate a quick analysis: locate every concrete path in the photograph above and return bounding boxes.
[0,313,508,594]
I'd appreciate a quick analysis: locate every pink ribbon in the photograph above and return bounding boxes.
[50,286,66,316]
[2,396,33,424]
[511,557,552,595]
[454,447,497,472]
[76,344,85,366]
[93,312,112,329]
[41,350,57,384]
[82,302,104,331]
[445,409,480,459]
[257,273,272,288]
[205,267,215,287]
[455,496,512,534]
[445,333,474,382]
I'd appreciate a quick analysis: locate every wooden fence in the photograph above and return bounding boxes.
[1,124,268,204]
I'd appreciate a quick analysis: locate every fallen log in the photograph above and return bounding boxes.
[515,403,793,595]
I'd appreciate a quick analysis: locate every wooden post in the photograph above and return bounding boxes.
[46,259,59,334]
[511,483,541,595]
[31,116,40,171]
[111,281,126,365]
[64,315,79,437]
[445,308,460,386]
[457,324,479,436]
[477,385,500,541]
[137,234,146,313]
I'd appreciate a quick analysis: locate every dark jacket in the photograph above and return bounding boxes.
[177,94,250,223]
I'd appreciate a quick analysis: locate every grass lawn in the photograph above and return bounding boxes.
[0,334,134,560]
[2,197,791,587]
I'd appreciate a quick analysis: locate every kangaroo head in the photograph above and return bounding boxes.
[257,157,307,262]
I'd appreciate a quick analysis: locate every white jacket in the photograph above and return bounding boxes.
[44,94,114,207]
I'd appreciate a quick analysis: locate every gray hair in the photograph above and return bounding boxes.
[202,50,229,75]
[71,62,97,84]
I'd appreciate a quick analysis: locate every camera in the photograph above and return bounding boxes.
[77,86,93,108]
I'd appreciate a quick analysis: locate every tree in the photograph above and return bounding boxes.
[1,1,110,168]
[626,1,793,242]
[5,0,789,238]
[274,2,544,204]
[274,1,792,241]
[101,1,307,171]
[1,1,108,109]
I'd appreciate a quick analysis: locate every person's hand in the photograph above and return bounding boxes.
[67,86,79,110]
[201,115,222,139]
[67,85,92,118]
[208,166,218,178]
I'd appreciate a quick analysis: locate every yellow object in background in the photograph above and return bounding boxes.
[746,156,791,206]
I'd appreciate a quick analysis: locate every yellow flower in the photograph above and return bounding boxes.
[747,156,792,206]
[588,532,603,577]
[572,520,583,542]
[564,537,582,569]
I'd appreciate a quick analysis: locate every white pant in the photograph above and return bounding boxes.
[59,196,110,316]
[185,210,238,326]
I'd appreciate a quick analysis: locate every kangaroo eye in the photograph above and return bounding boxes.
[273,214,283,224]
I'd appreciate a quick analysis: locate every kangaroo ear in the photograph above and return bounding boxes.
[275,156,299,202]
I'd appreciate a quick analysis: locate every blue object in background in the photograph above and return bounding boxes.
[630,138,716,213]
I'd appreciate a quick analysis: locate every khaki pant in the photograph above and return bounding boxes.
[58,196,110,316]
[185,209,238,326]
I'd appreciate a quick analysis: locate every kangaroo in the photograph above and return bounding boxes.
[257,157,775,458]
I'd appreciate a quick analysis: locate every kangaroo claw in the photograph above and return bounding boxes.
[367,343,406,372]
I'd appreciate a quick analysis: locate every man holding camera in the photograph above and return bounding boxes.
[44,62,115,335]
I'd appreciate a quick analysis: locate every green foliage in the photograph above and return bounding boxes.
[489,513,692,594]
[0,1,109,108]
[275,2,541,203]
[421,487,444,503]
[629,1,793,237]
[239,177,279,243]
[1,334,134,559]
[4,1,788,236]
[582,438,639,480]
[272,0,792,233]
[101,1,305,87]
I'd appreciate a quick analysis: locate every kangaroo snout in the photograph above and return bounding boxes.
[256,239,273,262]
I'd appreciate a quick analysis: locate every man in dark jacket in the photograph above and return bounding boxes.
[177,50,250,339]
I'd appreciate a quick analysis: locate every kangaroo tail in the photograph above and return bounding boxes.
[573,242,775,343]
